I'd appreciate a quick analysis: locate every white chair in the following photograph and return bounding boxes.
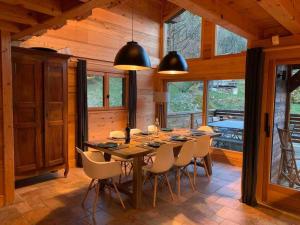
[143,144,174,207]
[148,125,156,133]
[76,148,125,217]
[130,128,142,136]
[193,135,211,186]
[197,126,214,154]
[197,126,214,133]
[174,141,195,196]
[109,130,125,139]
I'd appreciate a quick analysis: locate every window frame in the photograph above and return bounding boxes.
[87,70,128,111]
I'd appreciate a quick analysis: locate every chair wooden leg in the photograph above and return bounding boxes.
[112,182,125,209]
[164,173,174,201]
[124,162,128,176]
[177,168,181,197]
[193,158,197,186]
[82,179,94,207]
[203,159,211,180]
[153,175,158,207]
[93,181,100,217]
[186,168,195,191]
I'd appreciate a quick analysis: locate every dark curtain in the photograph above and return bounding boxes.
[242,48,264,205]
[156,103,167,128]
[76,60,88,167]
[128,70,137,128]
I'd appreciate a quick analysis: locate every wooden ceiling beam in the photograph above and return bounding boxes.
[167,0,262,40]
[251,34,300,48]
[0,2,38,25]
[256,0,300,34]
[0,0,62,16]
[12,0,123,41]
[0,20,20,33]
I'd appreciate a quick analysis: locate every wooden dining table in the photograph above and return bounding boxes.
[85,130,219,209]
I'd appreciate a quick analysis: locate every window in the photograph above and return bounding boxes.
[165,10,202,59]
[207,80,245,151]
[87,75,104,108]
[87,72,127,110]
[216,25,247,56]
[167,81,203,128]
[109,76,125,107]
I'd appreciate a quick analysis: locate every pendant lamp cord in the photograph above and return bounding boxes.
[131,0,134,41]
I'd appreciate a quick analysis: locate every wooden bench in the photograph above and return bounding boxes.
[213,110,244,120]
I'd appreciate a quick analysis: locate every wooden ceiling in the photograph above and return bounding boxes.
[0,0,124,41]
[166,0,300,41]
[1,0,299,43]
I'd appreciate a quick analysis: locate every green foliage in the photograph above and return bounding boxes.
[208,80,245,110]
[216,25,247,55]
[87,76,103,107]
[109,77,124,107]
[87,75,124,108]
[290,87,300,114]
[168,81,203,113]
[168,80,245,114]
[166,10,202,59]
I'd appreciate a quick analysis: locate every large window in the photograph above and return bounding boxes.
[216,25,247,56]
[167,81,203,128]
[87,72,127,109]
[207,80,245,151]
[165,10,202,59]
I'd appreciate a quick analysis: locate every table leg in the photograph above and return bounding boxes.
[204,154,212,176]
[132,156,143,209]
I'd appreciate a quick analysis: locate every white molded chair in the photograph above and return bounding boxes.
[76,148,125,216]
[143,144,174,207]
[130,128,142,136]
[174,141,195,196]
[197,126,214,133]
[148,125,156,133]
[193,135,211,185]
[109,130,125,139]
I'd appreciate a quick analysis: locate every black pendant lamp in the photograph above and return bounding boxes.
[114,0,151,71]
[158,51,188,74]
[158,23,188,74]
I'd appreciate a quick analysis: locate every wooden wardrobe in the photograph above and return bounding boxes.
[12,47,69,179]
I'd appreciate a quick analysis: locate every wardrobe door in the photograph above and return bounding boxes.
[12,55,43,175]
[44,58,68,167]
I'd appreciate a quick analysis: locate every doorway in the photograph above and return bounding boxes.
[261,60,300,214]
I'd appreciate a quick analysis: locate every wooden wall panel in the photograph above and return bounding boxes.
[0,33,4,202]
[88,110,128,141]
[18,0,159,146]
[67,60,77,167]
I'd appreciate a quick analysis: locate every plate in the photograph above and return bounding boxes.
[171,136,188,142]
[147,141,162,148]
[161,128,173,132]
[97,142,118,149]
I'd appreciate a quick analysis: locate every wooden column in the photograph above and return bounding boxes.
[201,19,215,59]
[0,31,14,205]
[202,80,208,126]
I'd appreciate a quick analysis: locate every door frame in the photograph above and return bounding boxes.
[257,47,300,214]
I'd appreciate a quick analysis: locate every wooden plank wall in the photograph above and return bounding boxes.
[0,33,3,206]
[19,0,160,156]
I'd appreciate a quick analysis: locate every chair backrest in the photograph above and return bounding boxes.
[193,135,210,157]
[148,125,156,133]
[109,130,125,139]
[151,144,174,173]
[130,128,142,136]
[197,126,214,133]
[277,128,299,180]
[76,147,121,179]
[176,141,195,166]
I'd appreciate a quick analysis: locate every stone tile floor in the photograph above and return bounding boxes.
[1,162,300,225]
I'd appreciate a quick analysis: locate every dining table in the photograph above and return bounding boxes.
[85,129,219,209]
